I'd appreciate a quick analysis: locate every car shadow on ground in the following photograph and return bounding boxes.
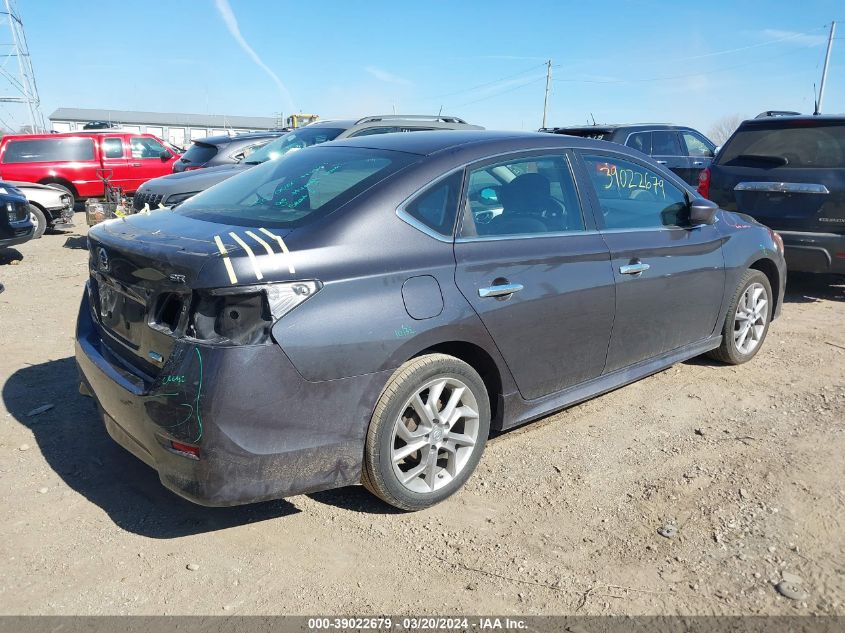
[2,357,300,538]
[0,247,23,264]
[784,272,844,303]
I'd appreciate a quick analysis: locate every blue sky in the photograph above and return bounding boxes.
[18,0,845,136]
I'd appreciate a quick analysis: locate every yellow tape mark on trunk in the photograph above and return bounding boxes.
[258,227,295,274]
[245,230,275,257]
[213,235,238,285]
[229,232,263,280]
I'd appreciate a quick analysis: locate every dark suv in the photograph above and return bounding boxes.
[172,131,284,173]
[135,116,483,210]
[701,115,845,274]
[541,124,716,186]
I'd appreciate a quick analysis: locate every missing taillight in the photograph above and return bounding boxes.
[153,293,185,333]
[188,290,272,345]
[186,281,321,346]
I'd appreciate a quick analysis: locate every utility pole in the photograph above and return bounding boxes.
[0,0,44,132]
[542,59,552,129]
[815,21,836,115]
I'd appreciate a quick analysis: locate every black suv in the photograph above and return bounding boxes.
[172,131,285,173]
[701,115,845,274]
[0,182,34,249]
[540,124,716,186]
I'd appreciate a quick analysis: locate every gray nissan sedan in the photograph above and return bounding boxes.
[76,130,786,511]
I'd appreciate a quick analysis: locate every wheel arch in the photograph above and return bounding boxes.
[413,341,504,429]
[36,177,78,199]
[748,257,781,315]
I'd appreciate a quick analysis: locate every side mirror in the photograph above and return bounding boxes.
[689,197,718,226]
[160,150,171,161]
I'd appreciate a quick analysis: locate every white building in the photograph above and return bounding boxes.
[48,108,279,148]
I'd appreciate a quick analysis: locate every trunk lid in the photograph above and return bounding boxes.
[87,211,292,376]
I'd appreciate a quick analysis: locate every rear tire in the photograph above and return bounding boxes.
[708,269,772,364]
[28,205,46,239]
[362,354,490,511]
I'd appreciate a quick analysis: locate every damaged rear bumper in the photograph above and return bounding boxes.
[75,289,389,506]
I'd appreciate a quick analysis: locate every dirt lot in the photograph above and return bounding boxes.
[1,218,843,616]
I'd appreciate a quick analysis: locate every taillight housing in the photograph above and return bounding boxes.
[697,167,711,199]
[187,281,321,345]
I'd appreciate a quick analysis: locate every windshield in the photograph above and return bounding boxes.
[175,146,418,228]
[244,127,346,164]
[718,121,845,169]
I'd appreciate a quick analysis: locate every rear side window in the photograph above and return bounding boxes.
[401,171,462,236]
[2,137,95,163]
[651,131,682,156]
[102,138,123,159]
[180,142,218,165]
[718,122,845,168]
[460,154,584,238]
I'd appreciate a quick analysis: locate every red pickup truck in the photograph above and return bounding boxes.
[0,132,179,200]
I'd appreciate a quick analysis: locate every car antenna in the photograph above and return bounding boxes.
[590,113,597,126]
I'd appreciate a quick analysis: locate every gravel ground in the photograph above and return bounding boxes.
[0,218,843,616]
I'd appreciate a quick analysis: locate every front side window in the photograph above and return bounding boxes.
[402,171,462,236]
[2,137,95,163]
[582,154,688,229]
[131,137,167,159]
[681,131,714,157]
[460,154,584,238]
[102,138,123,159]
[176,146,418,228]
[651,131,682,156]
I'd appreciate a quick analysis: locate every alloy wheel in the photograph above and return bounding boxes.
[733,282,768,355]
[390,377,480,494]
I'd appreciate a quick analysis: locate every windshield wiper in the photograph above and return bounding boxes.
[243,159,266,165]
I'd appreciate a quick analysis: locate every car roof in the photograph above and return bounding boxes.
[742,114,845,125]
[324,129,620,156]
[545,123,691,133]
[192,131,284,146]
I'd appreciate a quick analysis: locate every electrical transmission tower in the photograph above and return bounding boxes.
[0,0,44,133]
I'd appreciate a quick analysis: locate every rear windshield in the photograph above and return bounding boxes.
[2,137,95,163]
[175,146,418,228]
[718,121,845,169]
[180,142,218,165]
[243,127,346,164]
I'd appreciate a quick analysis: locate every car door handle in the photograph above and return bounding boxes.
[655,160,667,165]
[130,162,142,167]
[619,263,650,275]
[692,160,704,166]
[478,283,524,298]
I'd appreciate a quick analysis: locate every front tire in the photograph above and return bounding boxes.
[362,354,491,511]
[708,269,773,364]
[29,205,46,239]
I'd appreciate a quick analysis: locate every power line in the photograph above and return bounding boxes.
[432,62,546,100]
[454,76,546,107]
[552,42,818,85]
